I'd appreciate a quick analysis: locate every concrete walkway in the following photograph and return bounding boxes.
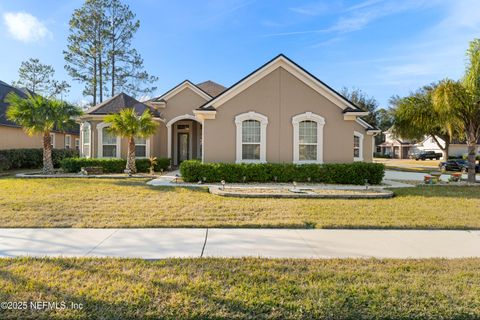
[0,228,479,259]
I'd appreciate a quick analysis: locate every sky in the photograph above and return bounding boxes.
[0,0,479,108]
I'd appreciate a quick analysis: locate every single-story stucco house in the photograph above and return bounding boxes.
[0,81,80,150]
[77,54,380,165]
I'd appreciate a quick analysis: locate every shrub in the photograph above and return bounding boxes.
[373,152,391,159]
[180,160,385,185]
[0,148,79,171]
[60,157,170,173]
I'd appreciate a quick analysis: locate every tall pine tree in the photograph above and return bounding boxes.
[64,0,157,105]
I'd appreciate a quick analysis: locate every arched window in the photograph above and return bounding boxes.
[235,112,268,163]
[298,120,317,161]
[242,120,261,160]
[97,122,121,158]
[102,127,117,158]
[81,122,91,158]
[292,112,325,163]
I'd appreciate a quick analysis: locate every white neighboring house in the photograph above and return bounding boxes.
[376,127,480,159]
[411,136,445,156]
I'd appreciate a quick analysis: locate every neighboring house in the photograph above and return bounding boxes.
[376,126,480,159]
[376,127,416,159]
[77,54,380,165]
[0,81,80,150]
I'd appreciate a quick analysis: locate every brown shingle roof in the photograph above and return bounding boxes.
[196,80,226,98]
[86,92,161,117]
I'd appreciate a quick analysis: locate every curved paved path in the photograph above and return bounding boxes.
[0,228,479,259]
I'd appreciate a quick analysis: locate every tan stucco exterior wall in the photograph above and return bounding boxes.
[0,125,79,150]
[161,88,208,122]
[203,67,373,163]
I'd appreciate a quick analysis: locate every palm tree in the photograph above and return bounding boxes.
[104,108,157,174]
[393,84,459,159]
[6,93,82,174]
[433,39,480,183]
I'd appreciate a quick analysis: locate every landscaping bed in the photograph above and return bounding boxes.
[0,257,479,319]
[210,186,393,199]
[0,178,479,229]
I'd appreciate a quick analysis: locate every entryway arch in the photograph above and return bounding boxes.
[166,114,203,166]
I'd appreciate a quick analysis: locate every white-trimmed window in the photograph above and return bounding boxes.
[75,138,80,151]
[235,111,268,163]
[134,137,149,158]
[292,112,325,163]
[102,127,117,157]
[97,122,120,158]
[65,135,71,149]
[354,131,364,161]
[81,122,91,158]
[50,133,55,148]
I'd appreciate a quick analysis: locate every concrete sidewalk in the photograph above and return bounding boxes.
[0,228,479,259]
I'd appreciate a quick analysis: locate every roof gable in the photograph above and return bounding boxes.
[198,54,361,111]
[152,80,211,102]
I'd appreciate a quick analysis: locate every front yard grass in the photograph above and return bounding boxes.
[0,257,479,319]
[0,178,479,229]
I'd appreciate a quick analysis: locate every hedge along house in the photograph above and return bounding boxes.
[77,54,380,165]
[0,81,80,150]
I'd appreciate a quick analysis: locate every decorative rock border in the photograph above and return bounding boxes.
[209,186,394,199]
[15,172,158,179]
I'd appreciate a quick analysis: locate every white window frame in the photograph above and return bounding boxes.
[65,134,71,149]
[50,133,56,148]
[235,111,268,163]
[134,136,151,159]
[292,112,325,164]
[80,122,91,158]
[97,122,121,158]
[75,138,80,151]
[354,131,364,161]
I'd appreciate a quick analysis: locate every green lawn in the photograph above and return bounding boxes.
[0,178,479,229]
[0,258,479,319]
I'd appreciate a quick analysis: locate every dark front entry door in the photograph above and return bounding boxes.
[177,133,189,163]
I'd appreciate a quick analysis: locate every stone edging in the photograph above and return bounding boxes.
[15,172,158,179]
[209,186,394,199]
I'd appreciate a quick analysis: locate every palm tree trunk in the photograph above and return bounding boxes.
[467,142,476,183]
[126,137,137,174]
[43,132,54,175]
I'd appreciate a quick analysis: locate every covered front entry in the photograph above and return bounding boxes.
[167,116,202,166]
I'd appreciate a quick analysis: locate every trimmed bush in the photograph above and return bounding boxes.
[373,152,391,159]
[0,148,79,171]
[180,160,385,185]
[60,157,171,173]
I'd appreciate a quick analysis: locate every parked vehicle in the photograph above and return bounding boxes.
[439,159,480,173]
[412,151,442,160]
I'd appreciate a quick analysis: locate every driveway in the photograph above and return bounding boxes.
[0,228,479,259]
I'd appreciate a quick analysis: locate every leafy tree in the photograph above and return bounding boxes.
[376,108,394,131]
[433,39,480,182]
[104,108,157,173]
[341,87,379,127]
[13,58,70,98]
[5,93,82,174]
[392,84,457,159]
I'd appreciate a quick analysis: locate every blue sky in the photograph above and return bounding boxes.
[0,0,479,108]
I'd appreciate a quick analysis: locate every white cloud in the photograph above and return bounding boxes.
[3,12,52,43]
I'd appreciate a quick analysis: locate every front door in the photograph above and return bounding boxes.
[177,133,189,164]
